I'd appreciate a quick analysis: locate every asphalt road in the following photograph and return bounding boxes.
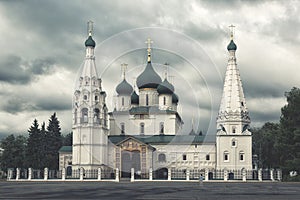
[0,181,299,200]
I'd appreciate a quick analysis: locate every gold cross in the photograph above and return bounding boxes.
[121,63,128,79]
[145,38,153,62]
[229,24,235,40]
[87,20,94,36]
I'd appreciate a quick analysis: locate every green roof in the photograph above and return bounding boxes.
[59,146,72,152]
[108,134,215,145]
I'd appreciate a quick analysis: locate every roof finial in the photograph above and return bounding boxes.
[145,38,153,62]
[87,20,94,36]
[121,63,128,80]
[229,24,235,40]
[164,62,169,79]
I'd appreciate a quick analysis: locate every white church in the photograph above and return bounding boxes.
[59,23,253,179]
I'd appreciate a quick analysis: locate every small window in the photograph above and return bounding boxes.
[163,96,166,105]
[122,97,124,106]
[146,94,149,106]
[239,151,245,161]
[84,95,88,100]
[140,123,145,135]
[120,123,125,135]
[158,153,166,162]
[95,96,98,101]
[224,151,229,161]
[232,139,237,147]
[159,122,164,135]
[241,102,244,107]
[232,127,236,133]
[206,154,210,161]
[183,154,187,160]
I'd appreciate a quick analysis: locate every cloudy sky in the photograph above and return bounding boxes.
[0,0,299,138]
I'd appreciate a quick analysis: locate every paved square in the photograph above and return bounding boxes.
[0,181,299,199]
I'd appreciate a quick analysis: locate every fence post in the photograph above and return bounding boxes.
[131,168,135,182]
[44,168,48,181]
[7,169,13,181]
[242,169,246,182]
[97,168,101,181]
[186,169,190,181]
[205,168,209,181]
[79,167,84,181]
[168,168,171,181]
[223,169,228,181]
[258,168,262,181]
[62,168,66,181]
[115,168,119,182]
[28,168,32,180]
[277,169,282,181]
[270,169,274,181]
[149,168,153,181]
[16,168,20,181]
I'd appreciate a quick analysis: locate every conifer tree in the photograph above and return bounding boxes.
[26,119,41,169]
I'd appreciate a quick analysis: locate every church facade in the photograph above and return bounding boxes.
[59,23,253,178]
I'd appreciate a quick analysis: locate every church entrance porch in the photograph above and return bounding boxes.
[121,150,141,178]
[115,137,154,179]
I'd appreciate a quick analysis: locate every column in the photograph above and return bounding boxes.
[44,168,48,181]
[97,168,101,181]
[242,169,246,182]
[131,168,135,182]
[79,167,84,181]
[115,168,119,182]
[62,168,66,181]
[258,168,262,182]
[205,168,209,181]
[223,169,228,181]
[16,168,20,181]
[7,169,13,181]
[277,170,282,181]
[168,168,171,181]
[186,169,190,181]
[28,168,32,181]
[149,168,153,181]
[270,169,274,181]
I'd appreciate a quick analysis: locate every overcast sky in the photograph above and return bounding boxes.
[0,0,299,138]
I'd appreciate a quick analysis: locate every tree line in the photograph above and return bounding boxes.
[0,113,72,172]
[252,87,300,180]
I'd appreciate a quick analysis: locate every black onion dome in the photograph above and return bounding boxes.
[157,78,174,94]
[131,90,139,104]
[227,39,237,51]
[136,62,162,89]
[85,36,96,47]
[172,93,179,103]
[116,79,133,95]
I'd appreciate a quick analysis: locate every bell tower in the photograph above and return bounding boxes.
[72,21,108,170]
[216,25,252,170]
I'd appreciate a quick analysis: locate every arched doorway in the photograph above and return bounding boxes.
[155,168,168,180]
[121,150,141,178]
[208,172,213,180]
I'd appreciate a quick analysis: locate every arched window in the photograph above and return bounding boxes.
[232,139,237,147]
[232,126,236,133]
[146,94,149,106]
[224,151,229,161]
[120,123,125,135]
[182,154,187,160]
[163,96,166,105]
[206,154,210,161]
[95,96,98,101]
[239,151,245,161]
[140,123,145,135]
[159,122,164,135]
[84,95,88,101]
[158,153,166,162]
[94,108,100,123]
[122,97,124,106]
[81,108,88,123]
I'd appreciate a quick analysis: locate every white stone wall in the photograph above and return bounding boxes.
[153,143,216,170]
[59,153,72,171]
[109,113,180,135]
[216,134,252,170]
[158,94,172,110]
[139,89,159,106]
